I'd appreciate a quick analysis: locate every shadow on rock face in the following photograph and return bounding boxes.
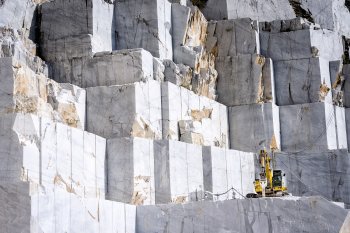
[191,0,208,9]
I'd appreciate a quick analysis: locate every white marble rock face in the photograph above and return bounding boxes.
[334,106,348,150]
[229,103,281,153]
[343,64,350,107]
[0,57,86,129]
[114,0,172,60]
[0,182,136,233]
[86,80,162,140]
[154,140,204,204]
[41,0,115,52]
[171,4,218,100]
[260,28,344,62]
[82,49,154,87]
[276,150,350,208]
[136,196,348,233]
[0,113,106,198]
[345,108,350,152]
[273,57,332,106]
[202,146,255,200]
[200,0,350,38]
[280,102,338,152]
[161,81,228,148]
[216,54,275,106]
[0,27,48,75]
[107,137,155,205]
[0,0,38,37]
[206,18,260,57]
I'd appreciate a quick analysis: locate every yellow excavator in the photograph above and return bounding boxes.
[247,149,288,198]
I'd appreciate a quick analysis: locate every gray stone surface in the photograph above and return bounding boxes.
[346,108,350,151]
[329,60,344,106]
[0,27,47,75]
[107,137,155,205]
[201,0,295,22]
[280,102,338,152]
[274,57,332,106]
[216,54,274,106]
[343,64,350,107]
[206,19,260,57]
[260,28,344,61]
[0,113,105,198]
[171,4,218,100]
[41,0,115,52]
[202,147,255,200]
[0,182,136,233]
[0,57,86,129]
[82,49,154,87]
[154,140,204,204]
[334,106,348,150]
[340,212,350,233]
[0,0,38,38]
[276,150,350,207]
[115,0,172,59]
[86,80,162,139]
[161,81,228,148]
[200,0,350,38]
[136,196,348,233]
[229,103,281,152]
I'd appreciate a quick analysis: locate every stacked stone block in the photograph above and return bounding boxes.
[1,0,350,232]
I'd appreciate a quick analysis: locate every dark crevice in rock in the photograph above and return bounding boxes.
[288,0,315,24]
[343,36,350,64]
[0,0,5,7]
[346,0,350,12]
[191,0,208,9]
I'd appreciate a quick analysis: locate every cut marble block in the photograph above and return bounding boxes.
[82,49,154,87]
[136,196,348,233]
[0,114,105,198]
[229,103,281,153]
[107,137,155,205]
[172,5,208,64]
[202,147,255,200]
[329,60,344,106]
[0,57,86,129]
[343,64,350,107]
[276,150,350,207]
[86,80,162,139]
[0,183,136,233]
[115,0,172,59]
[341,212,350,233]
[161,81,228,148]
[41,0,115,51]
[259,17,320,33]
[153,57,165,82]
[163,55,218,100]
[172,4,207,50]
[280,102,338,152]
[206,18,260,57]
[170,4,217,99]
[274,57,332,106]
[334,106,348,149]
[216,54,275,106]
[154,140,204,204]
[346,108,350,151]
[260,28,344,61]
[0,0,37,37]
[0,27,48,75]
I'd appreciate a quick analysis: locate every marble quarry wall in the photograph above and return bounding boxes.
[1,0,350,232]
